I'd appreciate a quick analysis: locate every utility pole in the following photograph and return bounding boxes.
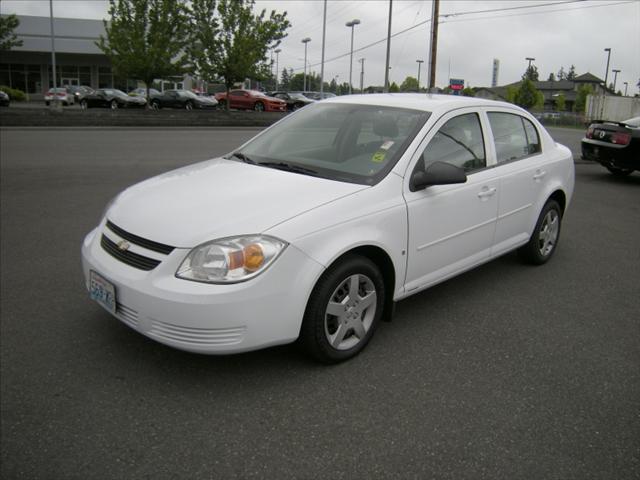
[612,69,621,93]
[275,49,281,90]
[416,59,424,91]
[49,0,59,109]
[358,58,365,93]
[427,0,439,91]
[320,0,327,95]
[623,81,628,96]
[346,19,360,95]
[603,48,611,91]
[384,0,393,92]
[302,37,311,91]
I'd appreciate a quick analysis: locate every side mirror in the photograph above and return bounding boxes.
[410,161,467,191]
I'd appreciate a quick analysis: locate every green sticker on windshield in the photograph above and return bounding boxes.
[371,151,387,163]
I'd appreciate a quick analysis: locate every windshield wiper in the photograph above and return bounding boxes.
[226,152,256,164]
[258,161,319,176]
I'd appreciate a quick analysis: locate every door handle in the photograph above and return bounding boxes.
[533,170,547,181]
[477,187,497,199]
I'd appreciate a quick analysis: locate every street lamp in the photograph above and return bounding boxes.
[603,48,611,90]
[612,69,621,93]
[346,19,360,94]
[623,81,628,96]
[358,58,365,93]
[274,48,281,90]
[525,57,535,72]
[301,37,311,91]
[416,59,424,91]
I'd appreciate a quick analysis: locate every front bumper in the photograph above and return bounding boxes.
[81,222,324,354]
[581,139,638,170]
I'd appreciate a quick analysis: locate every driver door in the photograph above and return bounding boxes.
[403,109,500,293]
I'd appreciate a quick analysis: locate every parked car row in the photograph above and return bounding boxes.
[215,89,287,112]
[581,116,640,176]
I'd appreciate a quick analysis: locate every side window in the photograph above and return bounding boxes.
[488,112,539,163]
[415,113,486,173]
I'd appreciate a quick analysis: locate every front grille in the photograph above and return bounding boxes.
[106,221,174,254]
[101,235,161,271]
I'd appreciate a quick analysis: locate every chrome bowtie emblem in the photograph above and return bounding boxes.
[117,240,130,251]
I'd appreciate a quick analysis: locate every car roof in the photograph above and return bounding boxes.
[322,93,524,114]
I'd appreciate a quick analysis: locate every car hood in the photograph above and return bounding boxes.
[107,158,367,247]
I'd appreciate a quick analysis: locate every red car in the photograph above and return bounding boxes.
[215,89,287,112]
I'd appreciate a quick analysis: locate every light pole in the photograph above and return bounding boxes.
[623,81,628,96]
[525,57,535,70]
[416,59,424,91]
[603,48,611,90]
[274,48,281,90]
[49,0,60,109]
[320,0,327,95]
[612,69,621,93]
[358,58,365,93]
[346,19,360,94]
[384,0,392,92]
[302,37,311,91]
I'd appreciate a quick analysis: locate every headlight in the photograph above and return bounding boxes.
[176,235,287,284]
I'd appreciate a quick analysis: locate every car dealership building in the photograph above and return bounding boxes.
[0,14,190,98]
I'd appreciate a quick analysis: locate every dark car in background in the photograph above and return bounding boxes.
[150,90,218,110]
[215,89,286,112]
[297,91,337,101]
[581,117,640,176]
[80,89,146,109]
[67,85,94,104]
[267,91,315,111]
[128,87,161,99]
[0,90,9,107]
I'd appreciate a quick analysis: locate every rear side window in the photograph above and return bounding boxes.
[488,112,541,163]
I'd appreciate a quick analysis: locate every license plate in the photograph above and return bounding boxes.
[90,270,116,314]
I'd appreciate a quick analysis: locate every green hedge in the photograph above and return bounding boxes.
[0,86,27,101]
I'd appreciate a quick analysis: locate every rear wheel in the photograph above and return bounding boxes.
[218,99,226,110]
[518,199,562,265]
[254,101,265,112]
[606,165,633,177]
[185,101,193,111]
[151,100,160,110]
[80,100,88,110]
[110,100,118,110]
[300,255,385,363]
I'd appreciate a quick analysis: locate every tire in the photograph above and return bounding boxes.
[185,101,193,111]
[606,165,633,177]
[293,102,304,110]
[254,101,265,112]
[151,100,160,110]
[110,100,118,110]
[300,254,385,363]
[518,199,562,265]
[218,99,226,110]
[80,100,88,110]
[45,101,50,106]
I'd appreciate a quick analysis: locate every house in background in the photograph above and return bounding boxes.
[475,72,606,111]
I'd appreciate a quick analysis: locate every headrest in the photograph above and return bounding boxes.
[373,115,399,138]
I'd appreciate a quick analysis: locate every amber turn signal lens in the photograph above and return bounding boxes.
[227,249,244,270]
[243,243,265,272]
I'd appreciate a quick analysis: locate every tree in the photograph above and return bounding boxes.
[557,66,566,81]
[389,82,400,93]
[514,79,538,109]
[400,76,419,92]
[462,87,475,97]
[280,68,290,90]
[523,65,539,82]
[547,72,556,82]
[567,64,576,81]
[554,93,566,111]
[189,0,290,110]
[506,85,518,104]
[0,13,23,51]
[97,0,190,105]
[574,84,592,113]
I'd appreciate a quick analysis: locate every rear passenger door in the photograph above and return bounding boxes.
[486,111,546,255]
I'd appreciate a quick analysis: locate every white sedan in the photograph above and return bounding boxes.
[82,94,574,363]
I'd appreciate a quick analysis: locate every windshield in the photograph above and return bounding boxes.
[235,103,430,185]
[179,91,199,99]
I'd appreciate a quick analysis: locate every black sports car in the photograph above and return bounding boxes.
[80,89,146,109]
[0,90,9,107]
[149,90,218,110]
[266,91,315,111]
[581,117,640,176]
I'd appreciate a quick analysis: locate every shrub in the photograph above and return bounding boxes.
[0,86,26,101]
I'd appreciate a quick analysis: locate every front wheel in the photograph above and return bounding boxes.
[606,165,633,177]
[518,199,562,265]
[80,100,88,110]
[217,99,226,110]
[110,100,118,110]
[254,101,265,112]
[151,100,160,110]
[300,255,385,363]
[185,101,193,111]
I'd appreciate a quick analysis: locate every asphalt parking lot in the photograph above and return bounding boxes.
[1,126,639,479]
